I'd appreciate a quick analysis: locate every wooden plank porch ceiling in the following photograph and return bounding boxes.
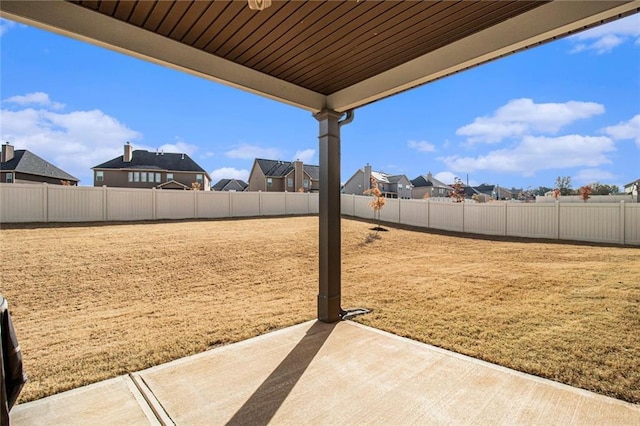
[2,1,638,112]
[70,0,547,95]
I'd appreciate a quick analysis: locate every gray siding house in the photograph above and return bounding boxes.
[343,164,412,199]
[0,143,79,185]
[410,172,452,199]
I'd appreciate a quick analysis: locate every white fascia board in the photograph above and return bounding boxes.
[0,0,327,113]
[327,1,640,112]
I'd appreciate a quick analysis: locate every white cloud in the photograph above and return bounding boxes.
[573,168,616,184]
[440,135,615,176]
[568,14,640,54]
[209,167,250,183]
[0,18,18,37]
[601,114,640,147]
[407,140,436,152]
[157,140,198,155]
[293,149,315,163]
[3,92,65,110]
[225,143,281,160]
[434,171,457,185]
[0,95,141,184]
[432,171,477,187]
[456,98,604,143]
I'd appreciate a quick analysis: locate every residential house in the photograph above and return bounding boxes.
[462,185,488,202]
[624,178,640,202]
[410,172,452,199]
[343,164,412,199]
[212,178,248,192]
[92,143,211,190]
[247,158,319,192]
[474,184,513,200]
[0,143,79,185]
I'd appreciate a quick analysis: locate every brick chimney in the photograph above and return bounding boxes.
[364,163,372,190]
[124,142,133,162]
[427,171,433,182]
[293,159,303,191]
[1,142,14,163]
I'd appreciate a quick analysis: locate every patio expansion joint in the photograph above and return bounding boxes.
[129,373,175,426]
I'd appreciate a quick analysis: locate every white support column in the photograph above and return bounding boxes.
[314,109,343,323]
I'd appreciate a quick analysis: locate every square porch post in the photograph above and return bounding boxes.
[314,109,343,323]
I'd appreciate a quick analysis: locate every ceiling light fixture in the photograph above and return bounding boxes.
[248,0,272,11]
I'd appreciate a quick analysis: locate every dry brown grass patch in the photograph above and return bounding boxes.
[1,217,638,404]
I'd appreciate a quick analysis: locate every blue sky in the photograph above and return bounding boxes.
[1,14,639,191]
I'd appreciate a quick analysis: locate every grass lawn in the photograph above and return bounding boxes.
[1,216,638,404]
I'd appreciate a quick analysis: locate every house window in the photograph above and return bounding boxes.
[196,174,203,184]
[6,173,13,183]
[303,179,309,188]
[141,172,147,182]
[166,173,173,182]
[95,171,104,182]
[267,178,273,187]
[155,173,161,183]
[128,172,133,182]
[288,178,293,187]
[398,184,403,189]
[134,172,140,182]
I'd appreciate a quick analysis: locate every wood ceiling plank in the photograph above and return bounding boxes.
[213,1,294,59]
[112,1,136,22]
[97,0,117,16]
[276,1,419,86]
[127,1,157,28]
[298,1,463,92]
[255,2,360,74]
[222,2,305,61]
[180,1,227,46]
[242,2,341,70]
[234,2,325,67]
[193,2,245,51]
[168,1,212,41]
[142,1,174,33]
[318,1,543,93]
[156,1,193,37]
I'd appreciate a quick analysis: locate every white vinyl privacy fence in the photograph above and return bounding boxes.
[340,194,640,246]
[0,184,318,223]
[1,184,638,245]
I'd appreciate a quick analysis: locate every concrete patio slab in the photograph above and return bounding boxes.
[11,375,160,425]
[11,320,640,425]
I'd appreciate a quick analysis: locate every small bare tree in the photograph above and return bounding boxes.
[364,177,386,234]
[449,177,465,203]
[191,182,201,191]
[579,185,592,202]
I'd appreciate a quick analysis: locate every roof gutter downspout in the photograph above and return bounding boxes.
[338,109,355,128]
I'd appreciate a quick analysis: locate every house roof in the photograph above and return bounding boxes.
[212,178,248,191]
[93,150,211,180]
[2,1,634,113]
[624,178,640,187]
[157,180,190,190]
[1,150,79,182]
[255,159,319,180]
[411,175,452,189]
